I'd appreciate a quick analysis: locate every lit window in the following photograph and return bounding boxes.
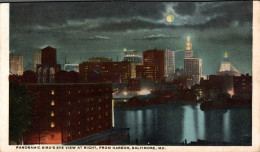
[68,101,71,105]
[68,112,71,115]
[68,121,70,126]
[98,106,101,110]
[51,90,55,95]
[51,100,55,106]
[51,122,55,128]
[78,131,81,135]
[78,90,80,93]
[91,107,94,111]
[78,111,80,114]
[98,115,101,119]
[68,91,70,94]
[78,121,80,125]
[78,100,81,103]
[91,117,93,120]
[98,98,101,102]
[98,125,101,129]
[51,111,54,117]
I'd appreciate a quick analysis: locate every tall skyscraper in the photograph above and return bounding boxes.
[184,58,202,88]
[33,50,41,72]
[10,54,23,75]
[184,37,202,88]
[185,36,193,58]
[37,46,61,83]
[164,49,175,81]
[219,52,231,72]
[143,50,165,79]
[123,48,142,78]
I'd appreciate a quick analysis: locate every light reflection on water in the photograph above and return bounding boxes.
[114,103,251,145]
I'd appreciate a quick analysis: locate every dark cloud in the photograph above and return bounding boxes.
[173,2,196,16]
[10,2,165,27]
[200,2,252,24]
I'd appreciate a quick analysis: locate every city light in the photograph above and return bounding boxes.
[123,91,128,96]
[138,89,151,95]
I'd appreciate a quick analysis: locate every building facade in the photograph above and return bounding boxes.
[36,46,61,83]
[33,50,41,72]
[219,52,231,72]
[135,65,159,80]
[23,83,113,144]
[143,50,165,80]
[123,49,142,78]
[10,55,23,75]
[79,61,131,83]
[183,37,202,88]
[164,49,175,81]
[184,58,202,88]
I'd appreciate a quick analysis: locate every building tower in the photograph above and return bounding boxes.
[164,49,175,81]
[123,48,142,78]
[143,50,165,80]
[10,55,23,75]
[185,36,193,58]
[36,46,61,83]
[184,37,202,88]
[219,52,231,72]
[33,50,41,72]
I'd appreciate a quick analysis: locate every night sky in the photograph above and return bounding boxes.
[10,1,252,75]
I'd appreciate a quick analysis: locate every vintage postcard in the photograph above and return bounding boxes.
[0,1,260,152]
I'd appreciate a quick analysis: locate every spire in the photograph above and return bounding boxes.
[186,36,192,51]
[224,52,228,58]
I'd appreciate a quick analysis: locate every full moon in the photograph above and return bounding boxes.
[166,14,175,23]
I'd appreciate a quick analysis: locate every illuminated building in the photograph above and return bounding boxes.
[219,52,231,72]
[33,50,41,72]
[9,54,23,75]
[123,48,142,78]
[79,61,131,83]
[184,36,202,88]
[64,64,79,72]
[164,49,175,81]
[23,83,113,144]
[143,49,165,79]
[184,58,202,88]
[136,65,159,80]
[89,57,112,62]
[185,36,193,58]
[36,46,61,83]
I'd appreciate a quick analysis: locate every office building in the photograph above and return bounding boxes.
[143,49,165,79]
[23,83,112,144]
[123,48,142,78]
[10,54,23,75]
[33,50,41,72]
[164,49,175,81]
[183,37,202,88]
[79,61,131,83]
[136,65,159,80]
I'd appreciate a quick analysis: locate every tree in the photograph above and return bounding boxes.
[9,82,34,144]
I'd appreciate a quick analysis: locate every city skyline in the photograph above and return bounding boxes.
[10,2,252,75]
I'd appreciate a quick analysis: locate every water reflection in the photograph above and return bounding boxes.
[114,103,251,145]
